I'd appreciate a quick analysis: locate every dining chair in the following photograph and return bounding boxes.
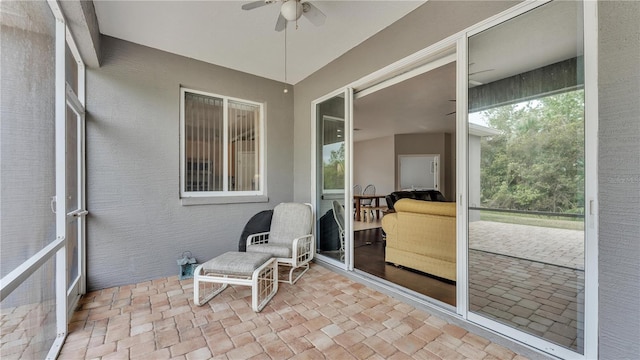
[361,184,376,221]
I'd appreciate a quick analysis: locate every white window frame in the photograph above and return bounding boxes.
[179,88,267,205]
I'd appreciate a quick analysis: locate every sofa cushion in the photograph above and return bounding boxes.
[394,198,456,217]
[382,198,457,281]
[381,212,397,234]
[396,210,456,262]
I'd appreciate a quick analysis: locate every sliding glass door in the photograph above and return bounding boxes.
[309,1,596,357]
[466,1,591,357]
[313,89,352,267]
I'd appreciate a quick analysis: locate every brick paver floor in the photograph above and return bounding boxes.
[0,299,55,359]
[469,250,584,353]
[469,221,584,270]
[468,221,585,353]
[48,264,530,360]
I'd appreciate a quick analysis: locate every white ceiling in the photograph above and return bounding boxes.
[93,1,580,143]
[92,0,426,85]
[354,61,457,141]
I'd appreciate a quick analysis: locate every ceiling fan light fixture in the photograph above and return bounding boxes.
[281,0,303,21]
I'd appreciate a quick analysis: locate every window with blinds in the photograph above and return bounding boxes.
[180,88,263,198]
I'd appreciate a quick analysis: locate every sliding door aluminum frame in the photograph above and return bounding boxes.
[462,1,598,359]
[0,1,87,358]
[311,88,353,271]
[311,39,459,304]
[312,1,598,358]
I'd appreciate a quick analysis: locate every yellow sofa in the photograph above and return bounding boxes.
[381,198,456,281]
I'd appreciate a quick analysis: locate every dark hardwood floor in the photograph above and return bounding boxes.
[353,228,456,306]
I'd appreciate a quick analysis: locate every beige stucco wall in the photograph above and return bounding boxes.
[353,136,395,196]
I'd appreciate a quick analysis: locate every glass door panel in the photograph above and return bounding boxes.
[315,92,347,265]
[467,0,585,354]
[65,105,82,296]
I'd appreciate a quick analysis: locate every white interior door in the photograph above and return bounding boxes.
[399,154,439,191]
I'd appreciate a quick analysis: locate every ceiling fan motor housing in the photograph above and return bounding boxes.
[281,0,303,21]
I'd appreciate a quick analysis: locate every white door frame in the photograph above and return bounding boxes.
[311,88,353,270]
[459,1,598,359]
[60,13,88,320]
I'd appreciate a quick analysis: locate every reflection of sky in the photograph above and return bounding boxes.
[470,99,540,128]
[469,112,488,127]
[323,142,343,163]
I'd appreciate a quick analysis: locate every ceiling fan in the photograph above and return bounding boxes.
[468,63,494,86]
[241,0,326,31]
[447,99,456,116]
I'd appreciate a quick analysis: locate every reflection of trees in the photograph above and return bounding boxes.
[480,90,585,213]
[324,143,345,189]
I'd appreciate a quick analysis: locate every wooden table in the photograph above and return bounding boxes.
[354,194,387,222]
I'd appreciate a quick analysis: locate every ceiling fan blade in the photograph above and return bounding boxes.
[242,1,269,11]
[275,13,287,32]
[302,2,326,26]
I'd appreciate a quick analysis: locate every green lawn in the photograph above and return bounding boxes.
[479,211,584,231]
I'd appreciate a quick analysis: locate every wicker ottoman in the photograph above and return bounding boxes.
[193,251,277,312]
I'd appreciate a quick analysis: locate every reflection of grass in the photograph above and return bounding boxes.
[480,211,584,231]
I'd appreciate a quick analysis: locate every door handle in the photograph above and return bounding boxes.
[67,209,89,218]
